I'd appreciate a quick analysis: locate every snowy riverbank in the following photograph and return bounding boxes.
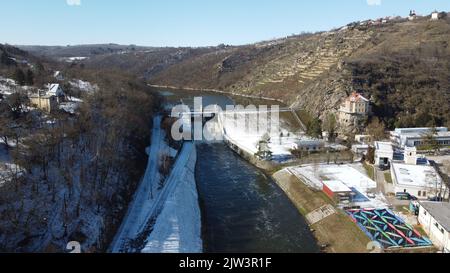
[110,116,202,253]
[142,143,202,253]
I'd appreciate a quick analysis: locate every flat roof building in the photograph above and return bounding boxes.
[391,163,448,200]
[390,127,450,149]
[375,141,394,168]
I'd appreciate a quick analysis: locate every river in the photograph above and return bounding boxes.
[157,88,319,253]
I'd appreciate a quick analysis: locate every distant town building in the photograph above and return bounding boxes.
[409,10,417,21]
[338,92,370,128]
[390,127,450,149]
[390,163,448,200]
[431,11,440,21]
[375,141,394,168]
[418,201,450,253]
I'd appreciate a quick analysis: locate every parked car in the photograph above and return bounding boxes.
[395,192,417,200]
[428,196,444,202]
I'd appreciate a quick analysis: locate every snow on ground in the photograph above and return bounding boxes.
[141,143,202,253]
[59,102,79,114]
[60,57,89,63]
[110,116,165,252]
[110,116,201,253]
[69,79,98,93]
[288,163,388,209]
[220,112,301,159]
[0,77,17,96]
[0,142,24,188]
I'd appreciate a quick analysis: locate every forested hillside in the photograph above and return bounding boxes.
[0,47,159,252]
[39,13,450,129]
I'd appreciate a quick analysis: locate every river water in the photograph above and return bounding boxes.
[158,89,319,253]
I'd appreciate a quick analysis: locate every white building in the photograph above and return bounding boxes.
[390,127,450,148]
[54,71,64,81]
[404,146,417,165]
[391,163,448,199]
[375,141,394,168]
[352,144,369,155]
[418,201,450,253]
[291,138,325,152]
[46,83,65,103]
[431,11,440,21]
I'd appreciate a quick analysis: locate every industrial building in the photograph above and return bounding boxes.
[418,202,450,253]
[390,163,448,200]
[390,127,450,149]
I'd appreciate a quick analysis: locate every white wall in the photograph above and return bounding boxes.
[418,206,450,252]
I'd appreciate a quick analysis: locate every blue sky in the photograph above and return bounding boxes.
[1,0,449,47]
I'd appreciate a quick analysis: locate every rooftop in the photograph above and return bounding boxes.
[348,92,369,103]
[375,141,394,153]
[392,163,443,189]
[393,127,448,136]
[419,201,450,232]
[322,180,352,193]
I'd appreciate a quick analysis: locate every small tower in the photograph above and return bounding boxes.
[404,146,417,165]
[409,10,417,21]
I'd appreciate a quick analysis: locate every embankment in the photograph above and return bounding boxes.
[141,142,202,253]
[272,169,371,253]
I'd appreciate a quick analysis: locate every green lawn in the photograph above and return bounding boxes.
[384,172,393,184]
[363,162,375,180]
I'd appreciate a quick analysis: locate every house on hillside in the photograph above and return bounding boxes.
[29,91,58,113]
[338,92,370,129]
[46,84,65,103]
[29,84,66,113]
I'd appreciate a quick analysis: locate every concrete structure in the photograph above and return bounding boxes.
[352,144,369,155]
[338,92,370,128]
[291,138,325,152]
[390,127,450,149]
[418,201,450,252]
[375,141,394,168]
[391,163,448,200]
[404,146,418,165]
[322,180,353,203]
